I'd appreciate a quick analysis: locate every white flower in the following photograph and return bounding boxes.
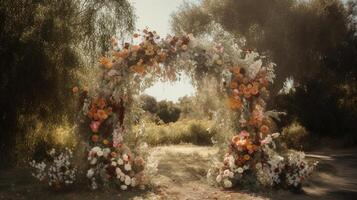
[124,163,132,171]
[115,167,122,175]
[111,161,117,167]
[216,175,222,183]
[92,147,101,153]
[272,132,280,138]
[237,167,244,174]
[103,148,111,158]
[121,185,127,190]
[49,149,56,156]
[123,154,129,161]
[223,169,232,178]
[279,77,295,94]
[124,175,131,185]
[86,169,94,178]
[96,150,103,157]
[131,178,137,187]
[229,171,234,178]
[223,179,232,188]
[117,158,124,165]
[90,158,97,165]
[255,163,262,170]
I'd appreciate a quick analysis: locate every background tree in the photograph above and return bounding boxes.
[172,0,351,90]
[0,0,135,167]
[171,0,357,142]
[140,94,158,114]
[156,101,181,124]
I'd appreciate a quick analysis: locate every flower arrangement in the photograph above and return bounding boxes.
[29,27,316,192]
[207,44,317,189]
[86,145,147,190]
[30,148,77,190]
[76,28,317,191]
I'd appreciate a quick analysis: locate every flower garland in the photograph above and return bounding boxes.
[78,29,317,190]
[30,27,316,191]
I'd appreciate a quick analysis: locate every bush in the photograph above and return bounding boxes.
[280,121,308,150]
[135,119,216,146]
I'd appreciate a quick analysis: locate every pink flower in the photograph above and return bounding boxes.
[239,130,250,138]
[90,121,101,133]
[260,135,272,145]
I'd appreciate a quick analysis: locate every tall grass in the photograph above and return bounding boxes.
[135,119,217,146]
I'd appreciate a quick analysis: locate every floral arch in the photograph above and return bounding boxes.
[31,29,316,191]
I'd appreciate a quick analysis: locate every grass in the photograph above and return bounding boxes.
[135,119,217,146]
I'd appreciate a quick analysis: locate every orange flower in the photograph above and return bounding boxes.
[97,109,108,120]
[230,81,238,89]
[110,152,117,157]
[252,81,260,88]
[243,87,251,98]
[88,107,97,119]
[259,77,269,87]
[231,67,241,75]
[260,125,270,134]
[91,134,99,143]
[96,98,106,109]
[251,86,259,95]
[243,154,250,161]
[103,139,109,145]
[246,144,254,152]
[131,65,146,75]
[113,49,129,59]
[99,57,113,69]
[236,139,247,146]
[232,135,240,144]
[72,86,79,94]
[228,97,242,110]
[239,84,246,92]
[131,45,141,52]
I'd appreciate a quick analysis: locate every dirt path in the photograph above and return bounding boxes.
[0,145,356,200]
[147,145,357,200]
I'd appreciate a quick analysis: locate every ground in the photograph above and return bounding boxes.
[0,145,356,200]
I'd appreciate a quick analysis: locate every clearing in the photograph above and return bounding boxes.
[1,145,356,200]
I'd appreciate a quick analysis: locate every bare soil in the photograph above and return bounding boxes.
[1,145,356,200]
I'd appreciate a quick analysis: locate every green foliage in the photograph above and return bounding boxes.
[136,119,216,146]
[156,100,181,123]
[140,94,158,114]
[0,0,135,167]
[276,74,357,141]
[140,95,181,124]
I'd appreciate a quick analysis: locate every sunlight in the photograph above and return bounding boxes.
[143,73,196,102]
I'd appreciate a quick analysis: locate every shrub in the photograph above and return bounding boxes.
[280,121,308,150]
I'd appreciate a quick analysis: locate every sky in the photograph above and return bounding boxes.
[130,0,198,102]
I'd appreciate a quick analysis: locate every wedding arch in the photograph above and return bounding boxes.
[31,28,316,191]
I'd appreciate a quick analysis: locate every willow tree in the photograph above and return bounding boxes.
[0,0,135,167]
